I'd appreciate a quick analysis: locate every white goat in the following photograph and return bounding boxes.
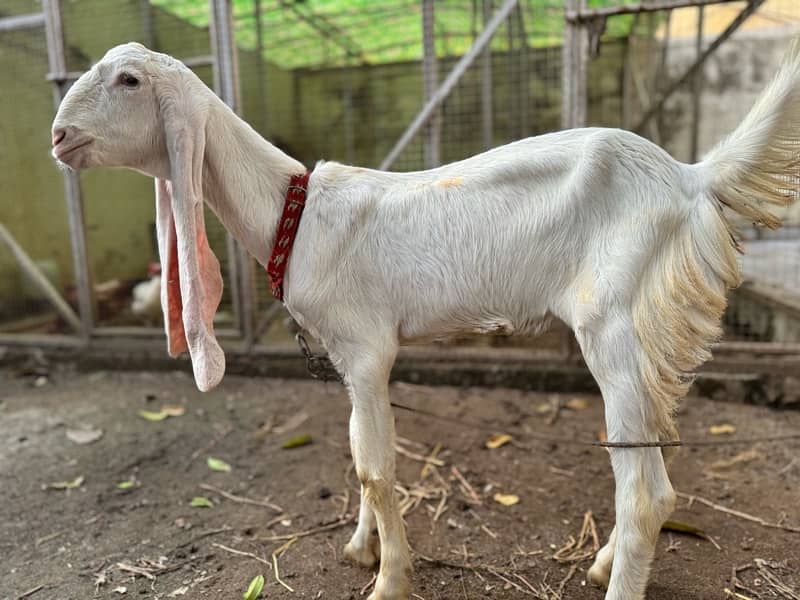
[52,41,800,600]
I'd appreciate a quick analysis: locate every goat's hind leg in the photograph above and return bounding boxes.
[587,418,680,590]
[577,320,676,600]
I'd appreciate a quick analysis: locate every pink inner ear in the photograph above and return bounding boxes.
[166,219,187,356]
[165,216,222,358]
[194,222,223,336]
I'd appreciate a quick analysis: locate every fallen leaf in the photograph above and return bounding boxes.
[565,398,589,411]
[48,475,84,490]
[138,409,169,422]
[282,434,313,449]
[161,405,186,417]
[243,575,265,600]
[535,403,551,415]
[662,519,717,547]
[138,406,184,422]
[66,427,104,445]
[709,424,736,435]
[190,496,214,508]
[207,457,232,472]
[485,433,513,449]
[493,492,520,506]
[709,448,762,471]
[117,480,135,490]
[168,586,189,597]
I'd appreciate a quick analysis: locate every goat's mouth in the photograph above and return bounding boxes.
[52,138,93,164]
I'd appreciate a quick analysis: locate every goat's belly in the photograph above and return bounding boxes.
[397,310,553,345]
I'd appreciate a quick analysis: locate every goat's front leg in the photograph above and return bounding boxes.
[340,340,411,600]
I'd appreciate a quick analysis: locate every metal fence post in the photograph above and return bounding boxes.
[42,0,94,340]
[422,0,441,168]
[562,0,588,129]
[690,6,705,162]
[482,0,495,149]
[380,0,518,170]
[209,0,255,348]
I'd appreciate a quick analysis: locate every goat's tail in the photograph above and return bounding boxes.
[633,39,800,434]
[699,36,800,230]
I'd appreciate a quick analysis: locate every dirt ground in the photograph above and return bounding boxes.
[2,364,799,600]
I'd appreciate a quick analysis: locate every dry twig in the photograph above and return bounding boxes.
[15,585,44,600]
[199,483,283,513]
[259,516,354,542]
[676,491,800,533]
[395,443,446,467]
[754,559,800,600]
[552,511,600,563]
[211,543,271,566]
[360,573,377,596]
[116,562,156,580]
[451,466,482,505]
[272,537,298,593]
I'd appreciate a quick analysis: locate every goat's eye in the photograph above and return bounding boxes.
[119,73,139,88]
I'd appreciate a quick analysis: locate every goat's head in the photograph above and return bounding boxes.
[51,42,225,392]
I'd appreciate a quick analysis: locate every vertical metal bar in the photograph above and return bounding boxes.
[507,5,516,140]
[254,0,269,134]
[209,0,255,348]
[562,0,588,129]
[622,23,635,131]
[656,10,672,137]
[690,6,704,162]
[344,68,355,164]
[139,0,154,47]
[379,0,518,170]
[43,0,94,340]
[422,0,441,168]
[516,2,528,137]
[481,0,494,149]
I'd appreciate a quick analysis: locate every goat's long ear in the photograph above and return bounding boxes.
[154,93,225,391]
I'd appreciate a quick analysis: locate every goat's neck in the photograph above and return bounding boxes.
[201,99,305,266]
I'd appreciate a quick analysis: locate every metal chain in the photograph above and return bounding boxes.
[295,333,343,383]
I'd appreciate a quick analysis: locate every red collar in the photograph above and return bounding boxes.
[267,172,311,301]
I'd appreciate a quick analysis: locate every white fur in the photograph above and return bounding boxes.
[51,41,800,600]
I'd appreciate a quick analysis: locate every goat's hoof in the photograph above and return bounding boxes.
[344,535,380,568]
[587,560,611,589]
[367,574,410,600]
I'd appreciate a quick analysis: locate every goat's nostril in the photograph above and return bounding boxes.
[52,128,66,147]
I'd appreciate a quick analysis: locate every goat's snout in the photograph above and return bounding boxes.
[51,127,66,147]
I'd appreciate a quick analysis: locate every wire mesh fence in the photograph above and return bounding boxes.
[596,1,800,342]
[0,16,74,335]
[0,0,798,351]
